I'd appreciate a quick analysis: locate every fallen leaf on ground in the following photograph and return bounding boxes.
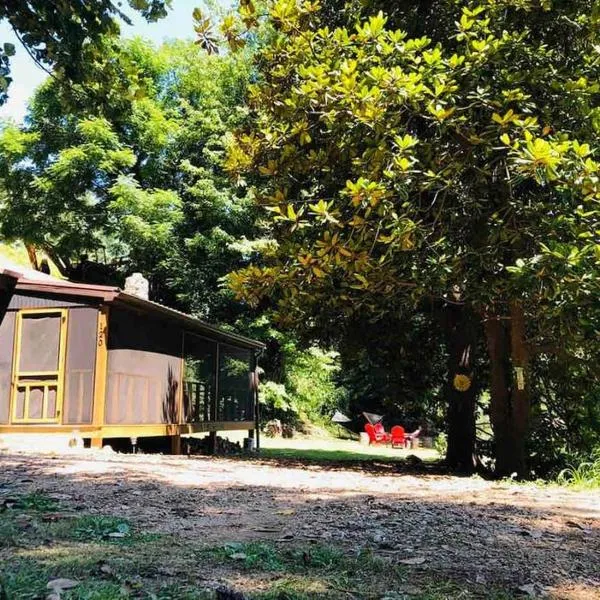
[517,583,547,597]
[397,584,423,595]
[46,579,78,591]
[398,557,426,565]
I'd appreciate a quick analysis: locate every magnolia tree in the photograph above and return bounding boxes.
[195,0,600,475]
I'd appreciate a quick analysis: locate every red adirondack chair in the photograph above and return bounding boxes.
[365,423,391,445]
[391,425,406,448]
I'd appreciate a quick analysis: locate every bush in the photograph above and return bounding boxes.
[556,449,600,489]
[259,344,346,432]
[434,433,448,458]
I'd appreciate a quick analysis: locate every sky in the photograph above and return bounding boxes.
[0,0,217,123]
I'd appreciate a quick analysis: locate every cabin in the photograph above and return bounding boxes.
[0,261,264,452]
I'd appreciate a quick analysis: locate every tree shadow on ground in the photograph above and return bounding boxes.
[0,452,598,599]
[227,447,451,476]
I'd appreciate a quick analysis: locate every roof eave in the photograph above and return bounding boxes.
[113,292,266,351]
[8,276,265,351]
[16,280,119,301]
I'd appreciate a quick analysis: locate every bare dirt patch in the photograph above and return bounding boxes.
[1,449,598,598]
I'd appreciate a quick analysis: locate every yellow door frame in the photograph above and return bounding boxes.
[10,308,69,424]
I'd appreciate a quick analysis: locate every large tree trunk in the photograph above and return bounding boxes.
[443,303,478,473]
[25,244,39,271]
[484,302,531,477]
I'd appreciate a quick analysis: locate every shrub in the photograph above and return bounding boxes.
[556,449,600,489]
[434,433,448,458]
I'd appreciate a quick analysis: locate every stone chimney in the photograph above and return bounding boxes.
[124,272,149,300]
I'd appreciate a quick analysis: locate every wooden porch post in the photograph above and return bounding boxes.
[208,342,220,455]
[91,306,109,449]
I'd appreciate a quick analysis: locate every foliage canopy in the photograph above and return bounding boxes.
[216,0,600,474]
[0,0,171,105]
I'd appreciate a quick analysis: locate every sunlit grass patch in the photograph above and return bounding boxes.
[556,451,600,489]
[2,491,59,512]
[51,515,134,543]
[252,575,332,599]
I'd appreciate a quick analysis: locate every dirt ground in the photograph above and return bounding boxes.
[1,449,598,599]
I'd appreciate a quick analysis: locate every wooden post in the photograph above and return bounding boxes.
[171,433,182,455]
[213,343,220,422]
[207,342,220,455]
[171,332,185,456]
[254,372,261,452]
[208,430,217,455]
[91,307,109,449]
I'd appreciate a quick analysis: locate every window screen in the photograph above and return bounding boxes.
[218,345,252,421]
[183,334,216,422]
[19,313,61,373]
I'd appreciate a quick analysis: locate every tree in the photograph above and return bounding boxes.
[219,1,600,475]
[0,0,170,105]
[336,313,448,434]
[0,37,257,319]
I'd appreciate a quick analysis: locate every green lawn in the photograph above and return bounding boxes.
[256,435,439,463]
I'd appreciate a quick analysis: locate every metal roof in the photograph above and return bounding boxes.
[1,259,265,351]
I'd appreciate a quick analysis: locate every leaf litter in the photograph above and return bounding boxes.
[1,451,598,598]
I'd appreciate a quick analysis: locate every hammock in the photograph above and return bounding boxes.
[331,410,352,423]
[362,411,384,425]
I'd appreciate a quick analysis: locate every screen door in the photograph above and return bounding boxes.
[11,309,68,423]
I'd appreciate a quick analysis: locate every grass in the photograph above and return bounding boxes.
[258,447,410,462]
[202,542,515,600]
[0,491,519,600]
[2,491,59,512]
[556,451,600,489]
[256,436,439,464]
[207,541,350,574]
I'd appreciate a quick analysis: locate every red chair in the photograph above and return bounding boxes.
[391,426,406,449]
[365,423,391,445]
[364,423,377,444]
[374,423,391,443]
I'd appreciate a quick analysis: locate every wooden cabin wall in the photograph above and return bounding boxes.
[0,312,15,423]
[63,308,98,424]
[8,292,96,310]
[0,273,17,326]
[105,308,182,425]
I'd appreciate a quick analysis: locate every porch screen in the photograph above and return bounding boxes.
[19,313,61,373]
[217,345,252,422]
[13,310,66,423]
[105,308,182,424]
[183,334,216,423]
